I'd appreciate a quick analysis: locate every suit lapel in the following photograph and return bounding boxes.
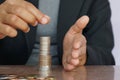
[57,0,84,29]
[57,0,84,64]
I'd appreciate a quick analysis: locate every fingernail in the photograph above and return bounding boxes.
[9,31,17,37]
[25,28,30,33]
[74,42,81,49]
[80,16,89,23]
[75,43,81,49]
[71,59,79,65]
[72,50,79,58]
[41,15,50,24]
[44,15,50,20]
[72,52,79,58]
[33,21,38,26]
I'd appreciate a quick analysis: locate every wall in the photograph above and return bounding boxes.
[109,0,120,65]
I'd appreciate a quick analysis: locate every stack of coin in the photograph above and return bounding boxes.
[39,36,52,78]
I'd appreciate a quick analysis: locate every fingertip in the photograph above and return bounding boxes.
[33,21,38,26]
[83,15,89,19]
[76,15,90,29]
[64,64,75,71]
[71,59,79,66]
[41,17,48,24]
[71,15,90,33]
[0,33,6,39]
[80,15,89,23]
[40,15,50,24]
[24,27,30,33]
[9,30,18,38]
[73,42,81,49]
[72,51,79,58]
[44,15,50,21]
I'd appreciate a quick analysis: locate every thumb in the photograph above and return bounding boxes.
[70,15,89,34]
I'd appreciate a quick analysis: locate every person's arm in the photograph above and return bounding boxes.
[85,0,115,65]
[0,0,50,39]
[62,0,115,71]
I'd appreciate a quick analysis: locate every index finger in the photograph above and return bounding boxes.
[24,1,50,24]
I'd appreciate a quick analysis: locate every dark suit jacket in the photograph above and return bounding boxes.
[0,0,115,65]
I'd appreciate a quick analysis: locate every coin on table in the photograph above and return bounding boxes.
[44,76,56,80]
[36,77,45,80]
[17,76,28,80]
[8,75,17,79]
[0,74,9,79]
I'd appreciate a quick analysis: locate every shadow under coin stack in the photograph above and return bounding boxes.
[39,36,52,79]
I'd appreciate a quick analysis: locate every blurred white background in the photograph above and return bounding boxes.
[109,0,120,65]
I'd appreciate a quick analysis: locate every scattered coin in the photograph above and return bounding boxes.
[44,76,56,80]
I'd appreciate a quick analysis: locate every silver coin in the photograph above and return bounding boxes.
[40,37,50,44]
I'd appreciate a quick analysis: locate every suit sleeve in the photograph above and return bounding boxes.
[84,0,115,65]
[0,0,4,4]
